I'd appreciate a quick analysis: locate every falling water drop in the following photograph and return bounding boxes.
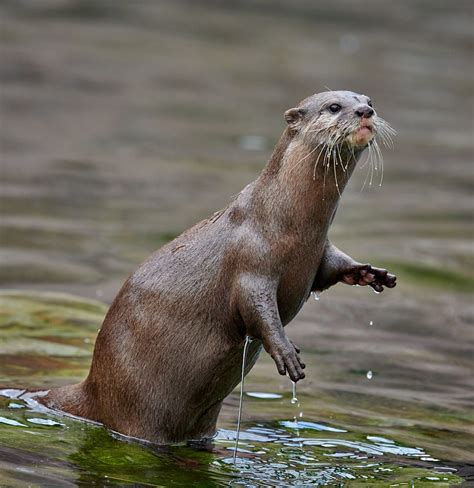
[313,292,321,301]
[369,320,374,326]
[290,381,298,405]
[366,370,373,380]
[290,381,304,449]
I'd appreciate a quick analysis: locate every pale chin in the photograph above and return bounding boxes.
[347,128,375,148]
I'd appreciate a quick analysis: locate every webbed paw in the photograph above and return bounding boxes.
[342,264,396,293]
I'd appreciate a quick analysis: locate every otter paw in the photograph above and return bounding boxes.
[265,336,306,382]
[342,264,397,293]
[289,339,300,354]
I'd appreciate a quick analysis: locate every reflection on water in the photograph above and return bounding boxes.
[0,291,471,485]
[0,389,462,487]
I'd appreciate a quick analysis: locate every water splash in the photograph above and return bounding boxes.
[233,335,251,464]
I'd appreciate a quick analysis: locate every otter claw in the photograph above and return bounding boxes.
[290,339,300,353]
[343,264,397,292]
[266,337,306,382]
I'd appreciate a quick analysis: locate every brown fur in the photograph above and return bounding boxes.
[40,91,396,444]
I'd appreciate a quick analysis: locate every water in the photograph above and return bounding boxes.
[1,0,473,485]
[289,381,304,451]
[290,381,299,405]
[0,389,462,487]
[233,336,251,464]
[0,291,470,485]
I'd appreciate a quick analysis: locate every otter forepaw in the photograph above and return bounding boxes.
[342,264,397,292]
[289,339,300,354]
[264,336,306,382]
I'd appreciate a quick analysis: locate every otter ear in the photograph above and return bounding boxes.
[284,108,305,128]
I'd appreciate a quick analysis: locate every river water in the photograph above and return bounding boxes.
[1,1,473,486]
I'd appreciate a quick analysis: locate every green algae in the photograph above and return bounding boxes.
[0,291,468,486]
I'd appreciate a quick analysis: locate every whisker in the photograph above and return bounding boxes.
[333,152,341,196]
[288,144,320,174]
[372,139,384,186]
[312,146,325,180]
[369,143,375,187]
[361,143,373,192]
[359,143,371,169]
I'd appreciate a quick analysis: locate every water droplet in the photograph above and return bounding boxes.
[290,381,298,404]
[369,320,374,326]
[299,411,303,418]
[366,370,373,380]
[313,292,321,301]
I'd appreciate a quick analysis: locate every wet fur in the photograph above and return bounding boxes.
[41,91,396,444]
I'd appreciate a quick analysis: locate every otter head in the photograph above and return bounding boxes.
[284,90,394,152]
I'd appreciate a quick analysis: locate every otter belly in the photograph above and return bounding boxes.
[82,282,261,443]
[277,245,326,324]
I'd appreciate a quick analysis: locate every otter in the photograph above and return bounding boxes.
[40,90,396,444]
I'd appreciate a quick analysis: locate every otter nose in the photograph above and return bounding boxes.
[355,106,374,118]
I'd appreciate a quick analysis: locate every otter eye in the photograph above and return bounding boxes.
[367,100,373,107]
[328,104,341,114]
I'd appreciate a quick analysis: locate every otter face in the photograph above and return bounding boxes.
[284,90,394,151]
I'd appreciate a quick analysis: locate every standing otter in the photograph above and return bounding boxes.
[41,90,396,444]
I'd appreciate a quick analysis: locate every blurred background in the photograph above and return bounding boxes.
[0,0,473,483]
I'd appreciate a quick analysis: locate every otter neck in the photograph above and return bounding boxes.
[253,129,362,234]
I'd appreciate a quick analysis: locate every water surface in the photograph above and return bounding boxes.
[0,291,471,486]
[1,0,473,485]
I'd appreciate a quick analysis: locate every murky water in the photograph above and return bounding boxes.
[1,0,473,486]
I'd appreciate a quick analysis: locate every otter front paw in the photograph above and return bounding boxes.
[342,264,396,293]
[264,336,306,382]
